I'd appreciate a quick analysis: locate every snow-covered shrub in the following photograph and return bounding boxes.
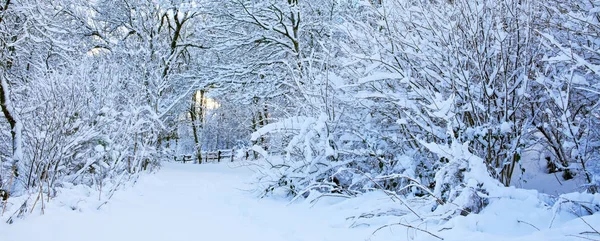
[552,192,600,217]
[253,115,339,197]
[0,55,166,216]
[535,0,600,193]
[0,0,184,218]
[210,2,600,224]
[427,140,500,216]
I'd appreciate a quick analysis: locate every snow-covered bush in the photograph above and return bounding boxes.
[535,0,600,193]
[0,0,190,218]
[235,0,600,218]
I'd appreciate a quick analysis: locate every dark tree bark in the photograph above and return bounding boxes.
[190,90,204,163]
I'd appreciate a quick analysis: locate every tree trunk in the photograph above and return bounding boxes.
[0,74,22,211]
[190,90,204,164]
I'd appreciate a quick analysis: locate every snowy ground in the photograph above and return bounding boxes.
[1,162,599,241]
[1,162,370,241]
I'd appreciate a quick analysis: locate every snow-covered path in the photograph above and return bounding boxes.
[2,163,370,241]
[4,162,600,241]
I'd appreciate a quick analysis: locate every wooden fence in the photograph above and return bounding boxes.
[175,149,249,164]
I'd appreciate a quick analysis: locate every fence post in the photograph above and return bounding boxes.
[217,150,221,162]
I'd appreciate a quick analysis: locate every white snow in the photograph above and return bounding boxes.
[1,162,599,241]
[251,116,312,141]
[0,163,369,241]
[500,121,513,133]
[358,72,406,84]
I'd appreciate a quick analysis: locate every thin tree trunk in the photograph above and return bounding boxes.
[190,90,204,163]
[1,71,23,211]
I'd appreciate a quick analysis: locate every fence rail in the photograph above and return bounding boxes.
[175,149,250,164]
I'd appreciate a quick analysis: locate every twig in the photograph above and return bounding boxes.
[437,227,453,232]
[549,203,559,228]
[30,190,42,214]
[565,199,600,235]
[360,171,422,220]
[373,222,444,240]
[578,215,600,235]
[553,172,563,185]
[5,198,29,224]
[40,181,45,215]
[566,234,600,241]
[517,220,541,231]
[375,174,446,205]
[309,193,351,206]
[372,173,473,217]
